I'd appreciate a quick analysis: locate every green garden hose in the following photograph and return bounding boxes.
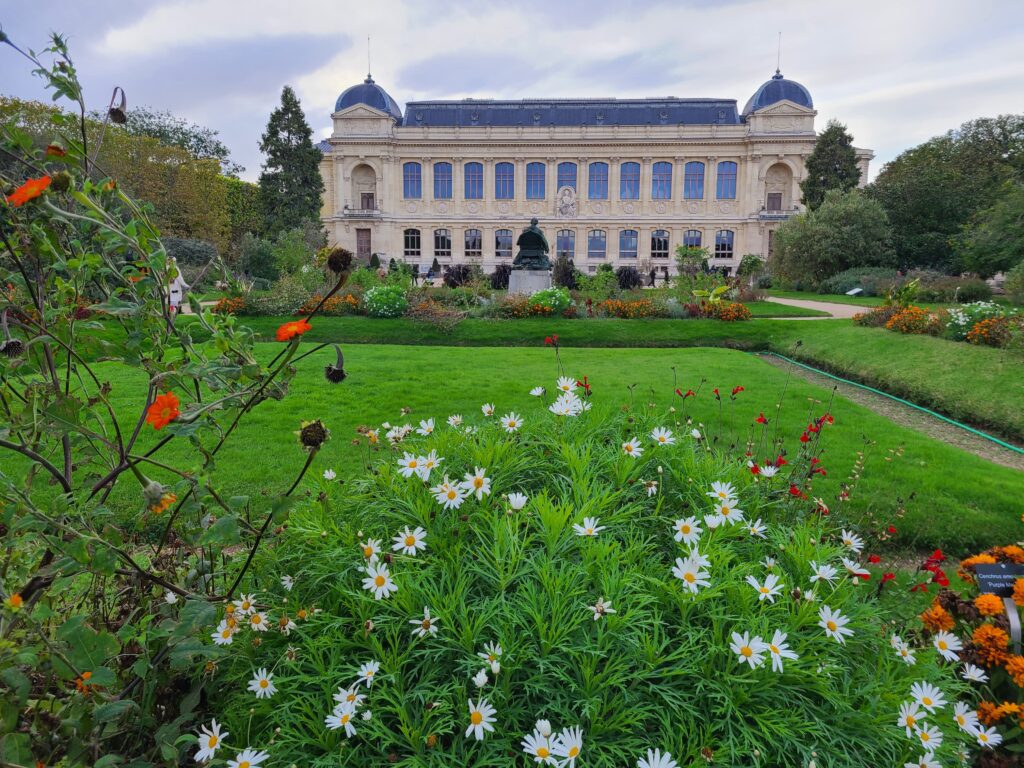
[759,352,1024,455]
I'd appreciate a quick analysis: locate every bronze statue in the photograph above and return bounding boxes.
[512,218,551,270]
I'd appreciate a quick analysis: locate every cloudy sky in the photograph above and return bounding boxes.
[3,0,1022,181]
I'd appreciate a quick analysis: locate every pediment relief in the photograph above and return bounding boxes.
[752,100,816,117]
[334,104,392,120]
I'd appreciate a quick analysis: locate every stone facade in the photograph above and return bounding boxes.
[318,73,872,276]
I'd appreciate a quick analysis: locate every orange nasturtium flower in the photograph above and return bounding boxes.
[276,319,311,342]
[6,176,52,207]
[148,491,177,515]
[146,392,180,430]
[975,593,1006,617]
[3,593,23,611]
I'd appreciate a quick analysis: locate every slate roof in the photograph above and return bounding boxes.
[742,70,813,115]
[335,76,403,120]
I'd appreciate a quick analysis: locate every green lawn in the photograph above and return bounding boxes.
[99,344,1021,553]
[208,316,1024,443]
[744,300,829,317]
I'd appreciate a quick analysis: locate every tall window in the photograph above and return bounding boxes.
[588,162,608,199]
[495,229,513,259]
[683,229,703,248]
[403,228,421,258]
[587,230,606,259]
[651,230,669,259]
[716,161,737,199]
[433,162,452,199]
[619,161,640,200]
[526,162,546,199]
[715,230,734,259]
[652,162,673,199]
[495,162,514,199]
[619,229,638,259]
[683,161,705,199]
[557,229,575,259]
[403,162,422,199]
[557,162,577,192]
[464,162,483,200]
[434,228,451,258]
[465,228,482,258]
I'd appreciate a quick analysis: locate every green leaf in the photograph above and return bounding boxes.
[0,668,30,705]
[171,600,217,639]
[199,514,240,546]
[94,755,126,768]
[56,616,120,675]
[0,733,32,765]
[93,700,138,723]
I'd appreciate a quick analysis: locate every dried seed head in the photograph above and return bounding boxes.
[298,420,329,449]
[324,345,346,383]
[327,247,353,274]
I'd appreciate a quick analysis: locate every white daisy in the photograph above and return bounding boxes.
[809,561,838,584]
[481,403,495,416]
[247,668,276,699]
[818,605,853,644]
[466,698,496,740]
[325,705,358,737]
[211,620,235,646]
[637,749,680,768]
[841,557,869,580]
[522,729,555,764]
[690,428,702,439]
[589,597,616,620]
[895,642,917,665]
[233,593,257,616]
[961,663,989,683]
[915,723,943,751]
[573,517,605,537]
[933,631,963,663]
[194,719,227,763]
[673,517,702,545]
[747,573,784,603]
[322,468,337,481]
[507,492,529,510]
[226,748,269,768]
[530,386,546,397]
[686,547,711,569]
[713,500,744,525]
[706,481,736,502]
[280,575,294,591]
[362,561,397,600]
[478,642,503,665]
[760,465,779,478]
[551,726,584,767]
[555,376,577,393]
[277,615,296,635]
[673,557,711,594]
[903,756,941,768]
[461,467,491,500]
[747,519,767,538]
[766,629,798,672]
[472,667,489,688]
[898,701,926,737]
[911,681,947,713]
[954,701,979,732]
[650,427,675,446]
[356,660,380,688]
[410,606,439,638]
[840,529,864,554]
[549,392,585,417]
[761,557,776,570]
[975,725,1003,748]
[447,414,463,427]
[416,418,434,436]
[416,449,443,480]
[360,538,381,560]
[392,526,428,555]
[361,710,372,721]
[246,611,269,632]
[500,412,523,432]
[431,476,467,510]
[730,631,767,669]
[535,720,552,738]
[397,452,421,478]
[622,438,643,458]
[332,685,365,710]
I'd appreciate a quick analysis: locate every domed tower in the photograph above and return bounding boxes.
[334,74,403,121]
[742,69,813,116]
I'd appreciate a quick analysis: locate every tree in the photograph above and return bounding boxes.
[258,86,325,237]
[771,189,895,285]
[800,120,861,210]
[223,177,262,257]
[674,245,709,277]
[552,253,577,289]
[957,181,1024,277]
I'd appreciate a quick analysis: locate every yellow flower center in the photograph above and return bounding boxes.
[770,645,779,654]
[760,587,770,594]
[447,490,457,500]
[240,762,250,768]
[721,506,731,516]
[374,575,385,587]
[471,711,483,725]
[409,460,418,468]
[363,546,374,557]
[906,715,916,727]
[681,525,690,534]
[241,601,250,610]
[741,646,753,657]
[826,620,837,632]
[684,573,695,583]
[920,732,930,742]
[488,654,496,662]
[568,746,580,758]
[538,747,550,758]
[422,619,431,630]
[259,679,268,688]
[405,536,416,547]
[474,478,483,488]
[250,614,261,625]
[938,640,948,650]
[625,445,633,452]
[208,736,218,748]
[718,491,727,498]
[509,421,516,427]
[956,715,965,725]
[922,697,932,706]
[342,714,350,724]
[586,528,594,535]
[659,437,666,443]
[980,733,989,743]
[366,669,374,677]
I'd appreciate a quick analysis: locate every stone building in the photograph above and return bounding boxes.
[318,70,872,275]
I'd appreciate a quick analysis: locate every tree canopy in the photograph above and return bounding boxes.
[800,120,861,210]
[957,181,1024,277]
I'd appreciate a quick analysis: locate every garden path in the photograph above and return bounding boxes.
[764,297,863,319]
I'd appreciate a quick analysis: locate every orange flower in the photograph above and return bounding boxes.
[74,670,94,695]
[148,491,177,515]
[920,601,955,632]
[6,176,52,207]
[1006,655,1024,687]
[976,593,1005,617]
[978,701,1001,725]
[959,553,997,581]
[1013,579,1024,608]
[146,392,180,430]
[45,144,66,157]
[973,624,1011,666]
[3,593,23,611]
[1000,545,1024,564]
[276,319,311,342]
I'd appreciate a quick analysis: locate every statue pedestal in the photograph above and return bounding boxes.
[507,269,552,296]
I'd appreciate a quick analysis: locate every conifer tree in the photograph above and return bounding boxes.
[800,120,861,210]
[258,86,325,236]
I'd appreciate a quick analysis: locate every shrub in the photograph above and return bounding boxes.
[966,316,1022,347]
[297,293,361,316]
[363,284,409,318]
[710,301,753,322]
[552,254,578,289]
[1005,261,1024,305]
[596,298,657,319]
[528,286,572,314]
[163,236,219,266]
[755,274,773,289]
[818,267,900,297]
[945,301,1014,341]
[246,273,313,315]
[615,265,644,290]
[207,388,965,768]
[443,264,473,288]
[490,264,511,290]
[238,232,278,281]
[211,295,247,314]
[884,305,944,335]
[852,305,901,328]
[908,270,993,303]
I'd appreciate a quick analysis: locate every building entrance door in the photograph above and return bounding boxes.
[356,229,371,260]
[360,192,375,210]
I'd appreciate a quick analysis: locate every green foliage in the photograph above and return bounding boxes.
[771,189,895,285]
[818,267,901,296]
[736,253,764,279]
[238,233,278,282]
[369,253,381,269]
[443,264,473,288]
[868,114,1024,271]
[957,181,1024,277]
[800,120,862,210]
[163,236,218,266]
[489,264,511,290]
[615,265,643,290]
[258,85,325,237]
[246,273,316,315]
[363,284,409,317]
[575,263,618,299]
[552,253,578,289]
[528,287,572,313]
[1004,260,1024,305]
[223,176,262,253]
[674,245,709,276]
[884,278,920,309]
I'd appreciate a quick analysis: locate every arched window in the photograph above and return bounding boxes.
[619,161,640,200]
[526,162,546,199]
[465,228,482,258]
[587,230,606,259]
[495,162,514,199]
[683,161,705,199]
[464,162,483,200]
[715,230,734,259]
[619,229,638,259]
[495,229,513,259]
[652,162,673,199]
[433,162,452,199]
[434,228,451,258]
[716,161,737,199]
[403,162,422,199]
[557,230,576,259]
[557,162,577,192]
[403,228,421,258]
[683,229,703,248]
[588,162,608,200]
[651,230,669,259]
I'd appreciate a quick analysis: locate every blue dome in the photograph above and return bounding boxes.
[334,75,402,119]
[742,70,813,115]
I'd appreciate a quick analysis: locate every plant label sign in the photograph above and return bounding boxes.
[975,564,1024,597]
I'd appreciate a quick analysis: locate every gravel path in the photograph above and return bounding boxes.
[758,354,1024,471]
[764,297,864,319]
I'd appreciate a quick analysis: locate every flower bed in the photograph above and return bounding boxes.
[855,301,1021,348]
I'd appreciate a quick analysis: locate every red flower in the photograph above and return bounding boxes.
[755,413,767,424]
[276,319,311,342]
[6,176,52,207]
[675,388,696,399]
[910,583,930,593]
[868,554,881,564]
[882,572,896,583]
[799,432,810,444]
[749,463,760,475]
[788,484,806,499]
[712,388,720,400]
[45,144,67,157]
[146,392,180,430]
[731,385,744,397]
[775,455,788,467]
[812,467,827,476]
[932,569,950,587]
[544,334,558,346]
[887,525,897,535]
[576,375,591,396]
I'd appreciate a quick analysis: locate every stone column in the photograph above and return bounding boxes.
[454,157,464,209]
[609,157,620,209]
[423,156,433,202]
